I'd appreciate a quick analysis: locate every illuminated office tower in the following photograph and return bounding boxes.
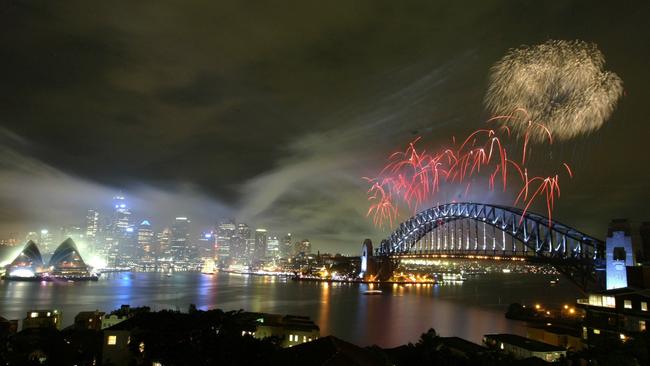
[254,229,267,261]
[197,231,216,259]
[111,194,131,232]
[137,220,154,259]
[156,228,172,258]
[39,229,53,254]
[216,219,236,262]
[266,236,280,258]
[85,209,100,245]
[234,223,251,260]
[281,233,293,258]
[170,217,191,262]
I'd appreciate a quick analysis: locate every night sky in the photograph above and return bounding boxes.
[1,1,649,253]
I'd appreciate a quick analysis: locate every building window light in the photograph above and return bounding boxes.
[30,312,38,318]
[593,329,600,335]
[624,300,632,309]
[642,302,648,311]
[640,321,646,332]
[303,335,307,343]
[107,335,117,345]
[500,343,504,350]
[620,333,627,341]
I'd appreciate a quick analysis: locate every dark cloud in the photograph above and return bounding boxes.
[1,1,649,252]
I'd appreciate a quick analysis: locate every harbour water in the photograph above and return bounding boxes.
[0,272,579,346]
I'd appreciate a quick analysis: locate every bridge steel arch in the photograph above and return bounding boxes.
[377,202,606,291]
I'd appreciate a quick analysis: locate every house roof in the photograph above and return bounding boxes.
[484,334,565,352]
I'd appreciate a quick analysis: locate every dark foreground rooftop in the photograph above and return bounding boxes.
[484,334,565,352]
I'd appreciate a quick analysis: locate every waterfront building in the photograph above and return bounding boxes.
[483,334,566,362]
[254,229,267,261]
[74,310,105,331]
[4,241,44,278]
[23,310,62,330]
[170,217,191,262]
[47,238,94,278]
[606,219,635,289]
[577,288,650,347]
[4,238,95,280]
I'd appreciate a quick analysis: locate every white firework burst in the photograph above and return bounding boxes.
[484,40,623,142]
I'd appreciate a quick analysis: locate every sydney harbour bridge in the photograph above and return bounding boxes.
[361,202,607,292]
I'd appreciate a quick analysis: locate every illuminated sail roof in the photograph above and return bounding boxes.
[9,240,44,268]
[48,238,87,269]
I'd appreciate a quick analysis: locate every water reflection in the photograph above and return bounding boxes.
[0,272,578,346]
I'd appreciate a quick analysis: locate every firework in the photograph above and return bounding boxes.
[365,121,572,229]
[484,40,623,142]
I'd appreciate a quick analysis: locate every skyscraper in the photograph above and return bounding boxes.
[216,219,236,263]
[39,229,53,254]
[85,209,100,245]
[235,223,251,260]
[254,229,267,261]
[170,217,191,262]
[282,233,293,258]
[111,194,131,232]
[107,194,132,265]
[137,220,154,259]
[157,228,172,258]
[266,236,279,258]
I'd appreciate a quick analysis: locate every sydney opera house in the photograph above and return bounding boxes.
[2,238,98,281]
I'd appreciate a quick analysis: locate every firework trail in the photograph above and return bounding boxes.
[365,115,573,228]
[484,40,623,142]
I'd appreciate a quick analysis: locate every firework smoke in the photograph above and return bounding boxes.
[484,40,623,142]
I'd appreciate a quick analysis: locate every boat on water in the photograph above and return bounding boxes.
[438,272,467,282]
[362,289,383,295]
